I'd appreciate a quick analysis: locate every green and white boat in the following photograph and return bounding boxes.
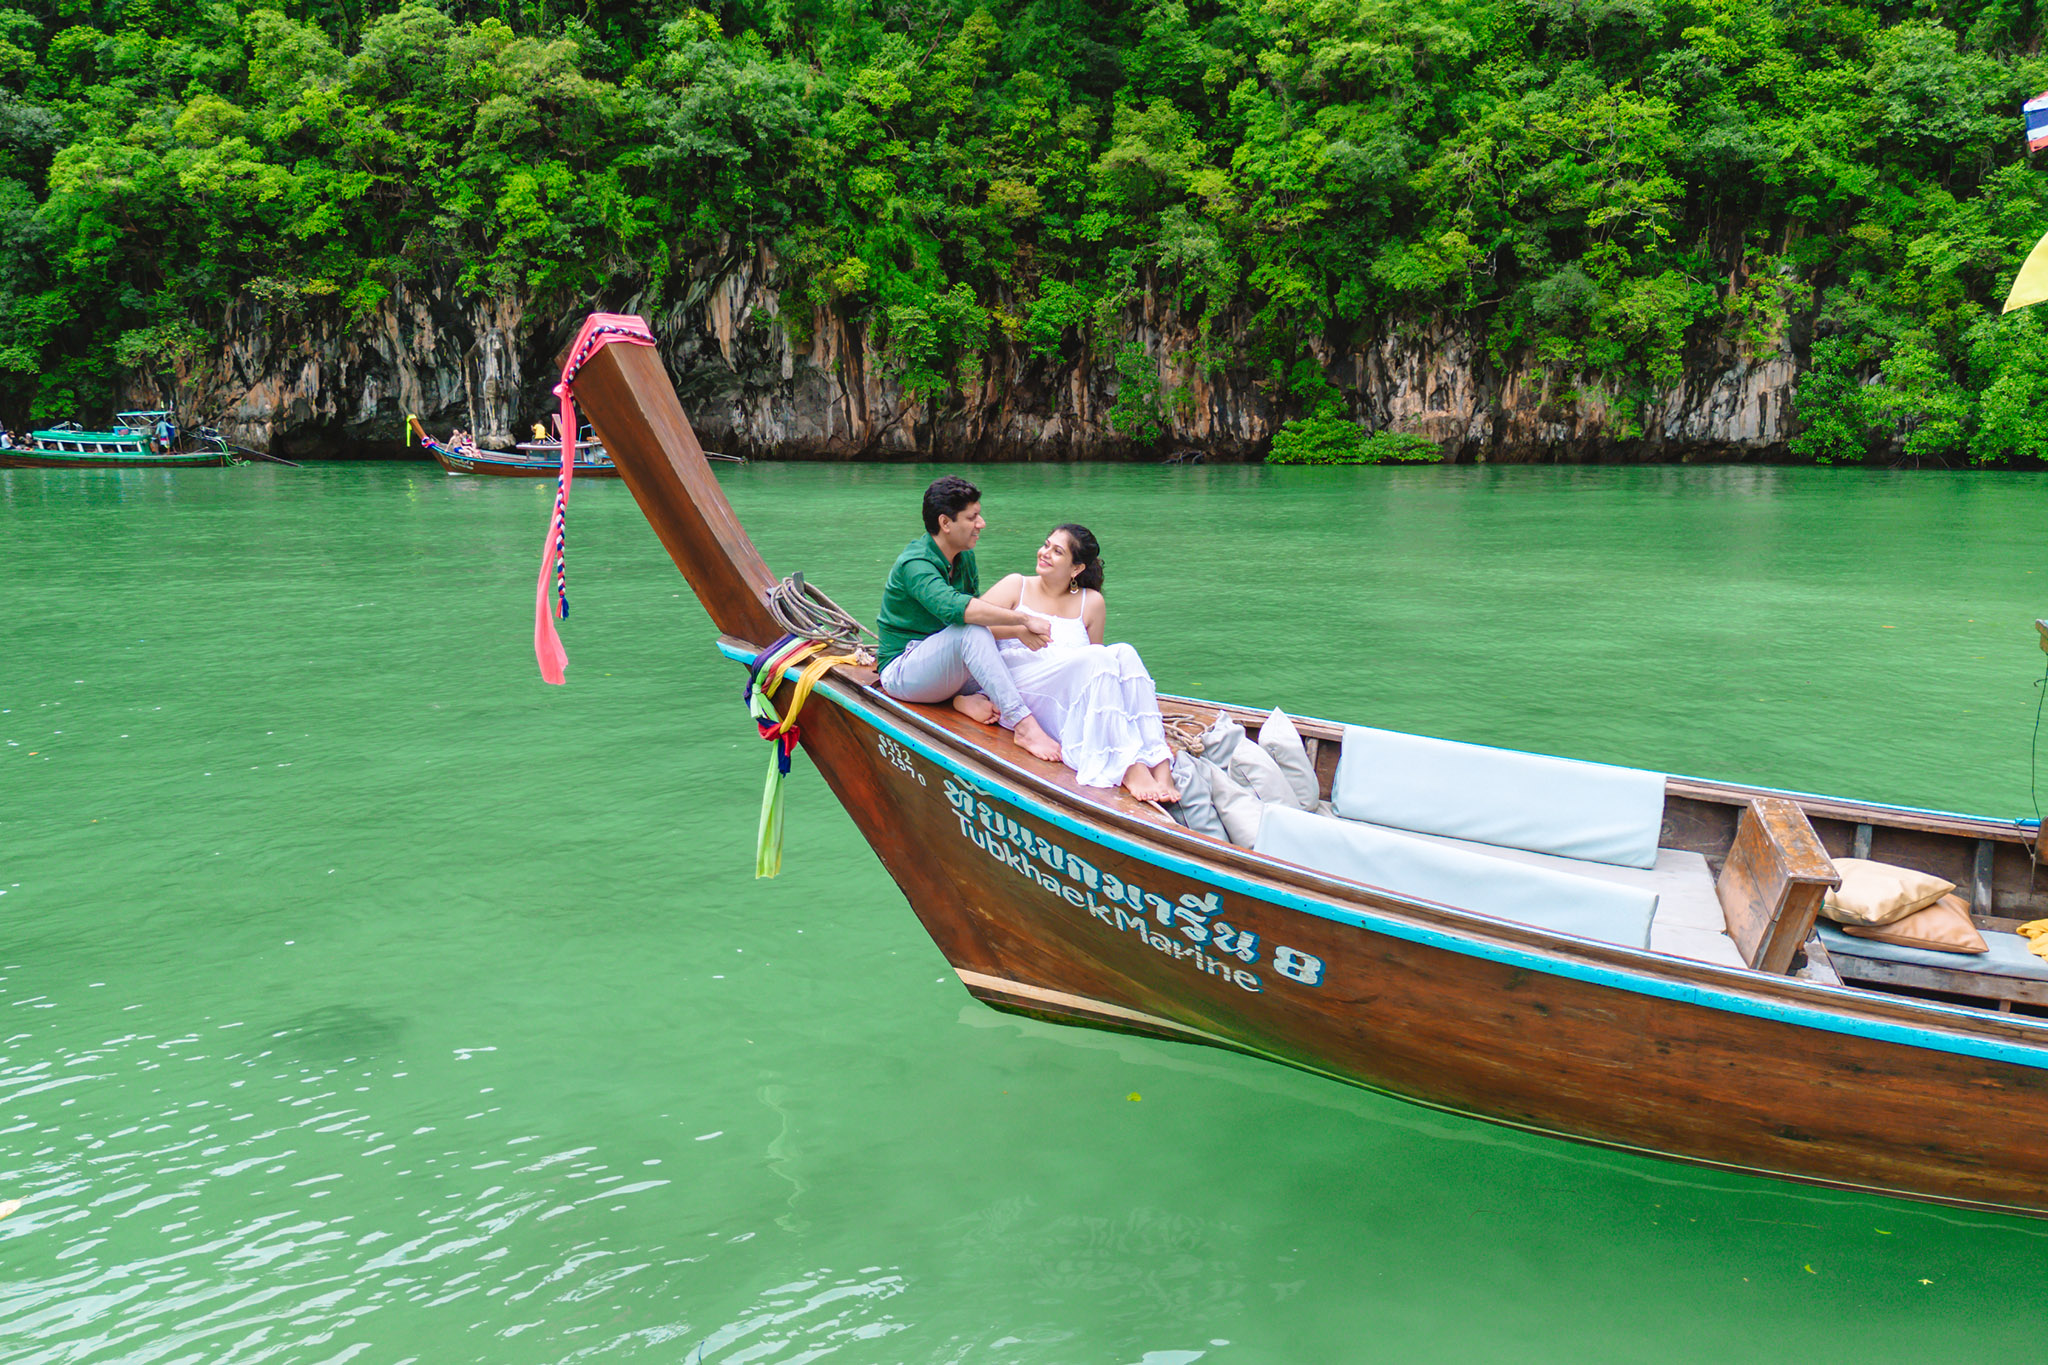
[0,412,230,469]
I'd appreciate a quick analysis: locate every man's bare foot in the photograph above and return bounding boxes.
[951,693,998,724]
[1013,714,1062,763]
[1122,761,1178,802]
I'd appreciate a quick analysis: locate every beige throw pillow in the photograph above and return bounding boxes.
[1198,714,1245,767]
[1840,894,1988,954]
[1258,708,1320,811]
[1822,858,1957,927]
[1198,756,1263,846]
[1230,739,1296,808]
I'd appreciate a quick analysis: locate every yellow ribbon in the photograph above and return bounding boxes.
[778,650,855,732]
[750,646,858,879]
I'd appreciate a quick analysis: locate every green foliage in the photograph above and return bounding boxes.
[1866,341,1972,464]
[1105,340,1164,443]
[1789,339,1870,466]
[1267,358,1438,463]
[1969,312,2048,466]
[0,0,2043,457]
[1269,420,1440,464]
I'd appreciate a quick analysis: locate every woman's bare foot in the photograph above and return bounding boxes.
[951,692,998,724]
[1013,714,1063,762]
[1122,761,1178,802]
[1149,758,1181,803]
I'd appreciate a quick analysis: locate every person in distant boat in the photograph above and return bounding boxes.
[980,524,1179,802]
[877,476,1064,762]
[0,429,11,449]
[156,416,175,453]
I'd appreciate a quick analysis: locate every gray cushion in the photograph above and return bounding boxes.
[1198,714,1246,767]
[1818,924,2048,980]
[1331,725,1666,869]
[1257,708,1321,810]
[1203,756,1263,846]
[1255,804,1658,949]
[1167,752,1226,840]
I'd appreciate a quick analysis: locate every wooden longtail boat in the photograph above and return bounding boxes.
[1,413,229,469]
[432,441,623,478]
[407,415,622,479]
[564,319,2048,1219]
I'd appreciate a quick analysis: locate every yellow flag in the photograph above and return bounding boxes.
[2003,230,2048,313]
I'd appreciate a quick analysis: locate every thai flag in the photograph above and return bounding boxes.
[2027,91,2048,152]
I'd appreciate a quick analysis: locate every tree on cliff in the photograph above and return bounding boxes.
[0,0,2045,463]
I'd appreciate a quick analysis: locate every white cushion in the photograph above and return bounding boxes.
[1201,756,1262,846]
[1332,725,1666,869]
[1650,923,1750,969]
[1257,708,1321,811]
[1255,805,1657,949]
[1369,825,1723,933]
[1336,819,1741,966]
[1230,738,1296,808]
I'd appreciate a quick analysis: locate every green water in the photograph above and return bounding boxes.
[6,461,2047,1364]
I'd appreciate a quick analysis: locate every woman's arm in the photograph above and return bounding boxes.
[1085,589,1106,645]
[981,573,1024,609]
[967,574,1050,645]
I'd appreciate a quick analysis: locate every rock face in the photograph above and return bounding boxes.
[133,248,1801,463]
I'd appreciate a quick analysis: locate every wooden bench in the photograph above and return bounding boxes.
[1817,924,2048,1010]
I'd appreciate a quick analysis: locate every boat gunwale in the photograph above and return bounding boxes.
[720,636,2048,1066]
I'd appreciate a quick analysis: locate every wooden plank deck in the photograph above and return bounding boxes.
[831,664,1181,828]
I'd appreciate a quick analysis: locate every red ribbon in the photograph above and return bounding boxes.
[534,313,656,684]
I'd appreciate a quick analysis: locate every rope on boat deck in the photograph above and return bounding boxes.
[1163,712,1216,754]
[766,573,877,668]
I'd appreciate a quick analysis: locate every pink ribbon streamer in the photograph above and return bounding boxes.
[534,313,656,684]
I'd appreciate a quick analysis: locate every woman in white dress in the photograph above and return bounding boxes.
[976,524,1179,802]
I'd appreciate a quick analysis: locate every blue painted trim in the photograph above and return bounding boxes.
[721,641,2048,1070]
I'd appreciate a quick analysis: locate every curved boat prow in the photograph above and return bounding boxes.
[571,327,781,646]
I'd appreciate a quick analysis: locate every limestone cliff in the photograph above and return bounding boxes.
[131,247,1801,463]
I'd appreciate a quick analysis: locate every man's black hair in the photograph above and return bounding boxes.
[922,475,981,535]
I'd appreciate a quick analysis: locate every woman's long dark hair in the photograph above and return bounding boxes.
[1054,523,1104,592]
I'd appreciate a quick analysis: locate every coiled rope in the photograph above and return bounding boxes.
[1163,712,1216,754]
[766,572,877,668]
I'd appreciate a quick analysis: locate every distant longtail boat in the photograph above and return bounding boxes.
[406,413,622,479]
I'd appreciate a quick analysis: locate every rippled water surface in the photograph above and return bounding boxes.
[6,461,2047,1363]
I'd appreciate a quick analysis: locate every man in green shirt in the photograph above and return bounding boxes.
[877,475,1063,761]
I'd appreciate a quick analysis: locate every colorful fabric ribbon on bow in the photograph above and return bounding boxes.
[744,635,859,878]
[534,313,657,684]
